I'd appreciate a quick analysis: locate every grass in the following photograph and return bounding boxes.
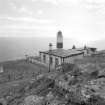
[1,55,105,105]
[0,58,48,83]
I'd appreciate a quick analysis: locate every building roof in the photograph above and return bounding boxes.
[40,49,84,58]
[74,47,97,51]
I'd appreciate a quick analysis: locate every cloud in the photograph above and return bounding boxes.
[0,25,56,30]
[81,0,105,18]
[0,16,56,32]
[37,10,43,15]
[32,0,81,5]
[0,24,57,37]
[44,0,57,5]
[31,0,105,8]
[0,15,56,37]
[19,7,33,16]
[0,16,55,23]
[83,0,105,9]
[9,2,17,9]
[85,0,105,4]
[58,0,81,4]
[32,0,58,5]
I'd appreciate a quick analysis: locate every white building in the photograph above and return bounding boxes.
[39,31,97,70]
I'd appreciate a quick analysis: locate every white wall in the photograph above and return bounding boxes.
[40,52,62,69]
[64,54,84,63]
[40,53,84,69]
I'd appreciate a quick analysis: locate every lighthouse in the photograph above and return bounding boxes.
[56,31,63,49]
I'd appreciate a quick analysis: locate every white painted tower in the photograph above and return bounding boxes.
[56,31,63,49]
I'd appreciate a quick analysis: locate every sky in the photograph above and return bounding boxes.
[0,0,105,43]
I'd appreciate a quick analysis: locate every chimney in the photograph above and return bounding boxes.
[72,45,76,49]
[56,31,63,49]
[49,43,52,51]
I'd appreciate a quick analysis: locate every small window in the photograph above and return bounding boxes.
[43,55,46,63]
[55,58,59,66]
[50,57,53,64]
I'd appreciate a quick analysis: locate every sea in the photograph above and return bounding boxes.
[0,37,104,62]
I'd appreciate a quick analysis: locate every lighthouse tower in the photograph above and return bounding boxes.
[56,31,63,49]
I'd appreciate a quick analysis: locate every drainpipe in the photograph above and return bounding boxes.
[49,43,52,72]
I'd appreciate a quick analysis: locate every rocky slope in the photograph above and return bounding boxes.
[1,56,105,105]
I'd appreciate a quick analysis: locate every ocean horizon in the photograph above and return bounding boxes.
[0,37,104,62]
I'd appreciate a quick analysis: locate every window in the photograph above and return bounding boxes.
[55,58,59,66]
[43,55,46,63]
[50,57,53,64]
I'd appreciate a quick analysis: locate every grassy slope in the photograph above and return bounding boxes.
[0,59,48,83]
[1,55,105,105]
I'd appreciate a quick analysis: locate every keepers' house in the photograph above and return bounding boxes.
[39,31,97,69]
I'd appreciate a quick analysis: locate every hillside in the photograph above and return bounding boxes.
[0,55,105,105]
[0,59,48,83]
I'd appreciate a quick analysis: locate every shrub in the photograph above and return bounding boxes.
[90,70,99,79]
[61,63,82,77]
[61,63,75,73]
[87,95,105,105]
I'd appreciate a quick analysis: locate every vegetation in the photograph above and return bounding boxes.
[0,60,48,83]
[0,55,105,105]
